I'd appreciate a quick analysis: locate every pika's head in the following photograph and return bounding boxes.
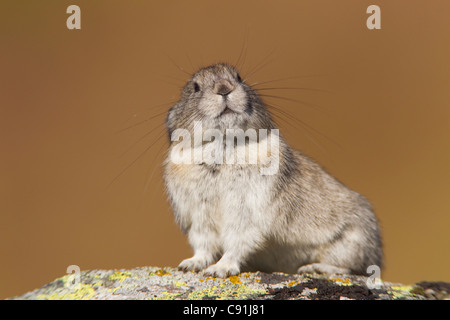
[166,63,274,136]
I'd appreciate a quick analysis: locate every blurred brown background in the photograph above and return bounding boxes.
[1,0,449,299]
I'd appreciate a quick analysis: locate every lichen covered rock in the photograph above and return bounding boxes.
[9,266,449,300]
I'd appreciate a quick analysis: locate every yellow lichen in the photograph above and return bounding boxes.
[330,277,352,286]
[108,271,132,283]
[389,285,413,299]
[155,291,182,300]
[187,286,219,300]
[36,283,96,300]
[391,285,413,292]
[287,281,298,287]
[215,284,267,300]
[174,281,188,287]
[155,269,171,276]
[228,276,241,284]
[188,281,265,300]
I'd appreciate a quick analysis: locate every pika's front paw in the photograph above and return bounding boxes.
[178,256,211,272]
[203,262,240,278]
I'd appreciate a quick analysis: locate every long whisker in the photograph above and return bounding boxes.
[268,107,302,134]
[133,134,168,213]
[107,129,168,189]
[255,87,331,94]
[266,103,330,155]
[250,74,328,87]
[143,139,168,195]
[235,26,249,70]
[159,74,187,83]
[115,108,169,134]
[257,93,325,113]
[160,79,184,88]
[185,53,196,75]
[243,49,276,81]
[165,53,192,77]
[266,102,342,150]
[119,122,166,158]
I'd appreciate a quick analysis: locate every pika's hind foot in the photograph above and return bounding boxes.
[297,263,350,275]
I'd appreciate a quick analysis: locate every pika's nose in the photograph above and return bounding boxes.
[213,79,234,96]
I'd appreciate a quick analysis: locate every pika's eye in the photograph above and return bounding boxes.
[236,74,242,82]
[193,82,200,92]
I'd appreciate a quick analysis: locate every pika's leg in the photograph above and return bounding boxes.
[203,251,242,278]
[178,212,222,272]
[204,212,264,278]
[297,263,350,275]
[297,223,382,276]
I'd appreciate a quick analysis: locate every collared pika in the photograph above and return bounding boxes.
[163,63,383,277]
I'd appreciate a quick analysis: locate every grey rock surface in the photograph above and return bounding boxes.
[9,266,450,300]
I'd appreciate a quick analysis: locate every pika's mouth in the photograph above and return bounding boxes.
[220,106,235,116]
[220,106,234,115]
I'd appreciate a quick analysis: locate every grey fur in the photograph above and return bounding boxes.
[163,63,383,277]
